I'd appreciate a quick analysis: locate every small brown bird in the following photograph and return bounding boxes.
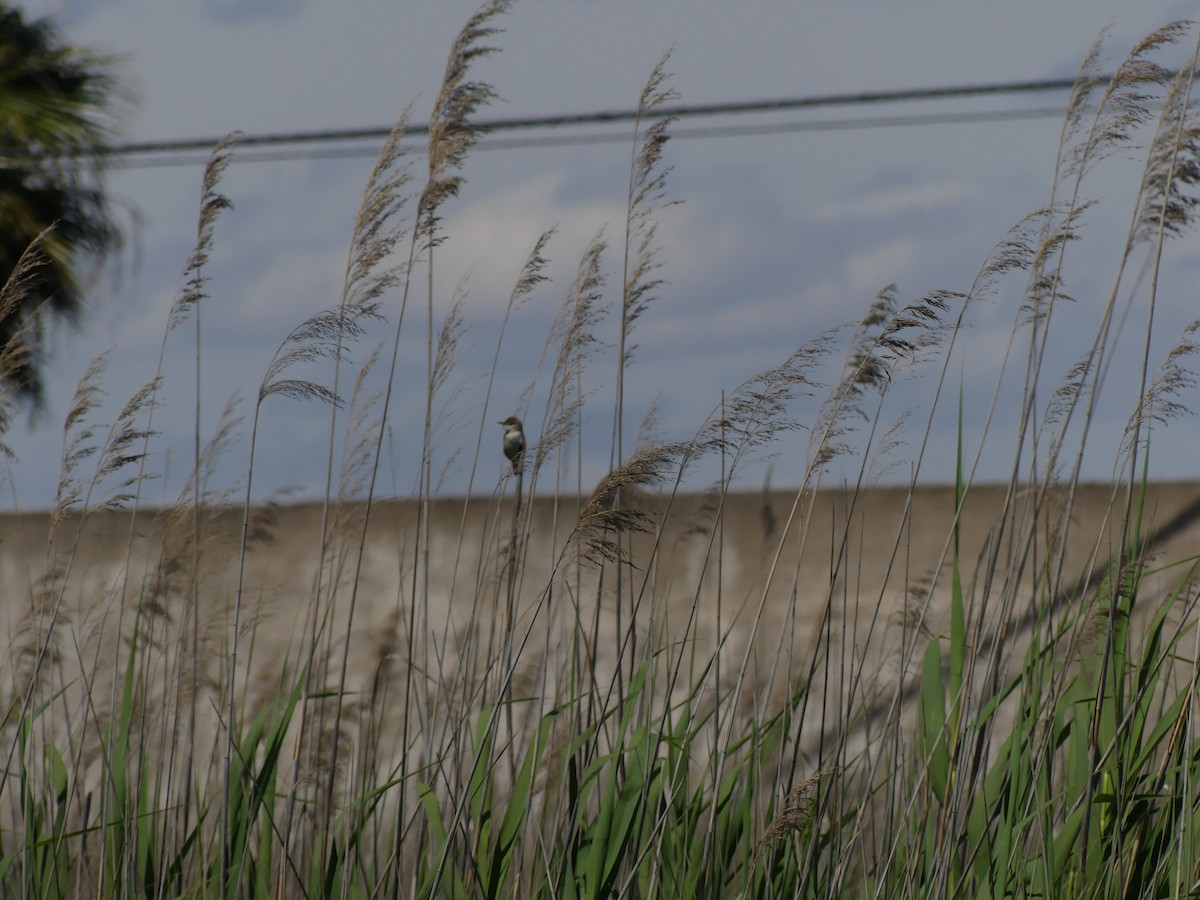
[499,416,525,473]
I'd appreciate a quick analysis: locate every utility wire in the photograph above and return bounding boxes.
[111,106,1070,170]
[6,74,1092,171]
[112,76,1084,158]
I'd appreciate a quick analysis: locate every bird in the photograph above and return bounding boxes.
[499,416,525,474]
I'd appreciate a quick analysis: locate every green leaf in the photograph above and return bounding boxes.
[920,638,949,803]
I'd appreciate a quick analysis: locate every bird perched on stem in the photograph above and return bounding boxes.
[499,416,525,474]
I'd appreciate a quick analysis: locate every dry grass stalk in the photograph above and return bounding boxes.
[417,0,512,250]
[621,50,679,367]
[686,333,834,489]
[1063,21,1188,181]
[1121,319,1200,463]
[48,352,109,545]
[806,288,956,480]
[760,468,778,547]
[681,488,720,540]
[535,232,608,473]
[167,134,237,334]
[569,442,685,566]
[0,231,58,442]
[343,115,413,310]
[1134,64,1200,244]
[753,769,835,869]
[259,303,383,407]
[430,289,470,468]
[1071,604,1113,661]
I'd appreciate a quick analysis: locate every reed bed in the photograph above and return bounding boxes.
[2,4,1200,897]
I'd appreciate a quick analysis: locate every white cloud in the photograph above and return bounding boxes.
[814,181,980,222]
[434,171,731,317]
[234,244,345,326]
[845,238,923,297]
[205,0,306,23]
[437,173,624,314]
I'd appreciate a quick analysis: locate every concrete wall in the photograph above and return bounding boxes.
[3,481,1198,799]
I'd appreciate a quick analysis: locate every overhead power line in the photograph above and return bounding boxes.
[112,76,1083,159]
[115,106,1070,170]
[2,74,1094,171]
[110,76,1085,162]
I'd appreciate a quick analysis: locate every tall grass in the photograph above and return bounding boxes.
[2,6,1200,898]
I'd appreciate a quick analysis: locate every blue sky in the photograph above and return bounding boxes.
[10,0,1200,508]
